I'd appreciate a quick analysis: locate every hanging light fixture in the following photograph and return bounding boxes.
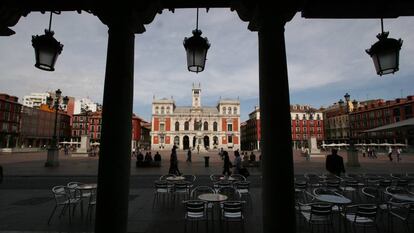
[183,8,210,73]
[32,12,63,71]
[366,18,403,76]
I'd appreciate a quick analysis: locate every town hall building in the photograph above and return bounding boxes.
[151,84,240,151]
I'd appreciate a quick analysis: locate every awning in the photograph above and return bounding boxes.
[363,118,414,133]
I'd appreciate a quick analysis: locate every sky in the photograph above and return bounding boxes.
[1,9,414,122]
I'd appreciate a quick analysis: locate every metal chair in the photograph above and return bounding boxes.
[152,180,171,208]
[220,201,245,233]
[300,202,334,233]
[342,204,379,233]
[172,181,192,208]
[234,181,252,209]
[387,201,414,233]
[217,186,241,201]
[48,186,81,225]
[183,200,208,233]
[230,174,246,182]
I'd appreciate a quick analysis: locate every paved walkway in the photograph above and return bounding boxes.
[0,149,413,233]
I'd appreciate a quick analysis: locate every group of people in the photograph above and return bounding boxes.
[387,146,402,162]
[222,149,249,177]
[135,150,161,167]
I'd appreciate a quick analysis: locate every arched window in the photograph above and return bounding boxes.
[227,107,231,114]
[184,121,189,130]
[222,107,226,114]
[175,121,179,131]
[302,114,306,120]
[194,121,201,131]
[161,106,165,114]
[213,122,218,131]
[155,106,159,114]
[166,106,170,114]
[203,121,208,131]
[174,136,180,146]
[233,107,237,115]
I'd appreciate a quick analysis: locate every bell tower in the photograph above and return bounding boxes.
[192,83,201,108]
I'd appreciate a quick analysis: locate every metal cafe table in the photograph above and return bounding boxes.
[198,193,228,231]
[314,193,351,233]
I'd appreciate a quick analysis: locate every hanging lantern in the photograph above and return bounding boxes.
[183,8,210,73]
[31,12,63,71]
[366,19,403,76]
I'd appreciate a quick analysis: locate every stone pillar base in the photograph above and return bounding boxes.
[45,148,60,167]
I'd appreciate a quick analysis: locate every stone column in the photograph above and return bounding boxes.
[94,21,134,233]
[258,10,296,233]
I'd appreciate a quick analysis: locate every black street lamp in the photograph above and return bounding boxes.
[32,12,63,71]
[344,93,360,167]
[183,8,210,73]
[366,18,403,76]
[45,89,69,167]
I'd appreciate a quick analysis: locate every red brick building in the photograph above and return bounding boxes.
[290,105,324,149]
[20,105,71,147]
[241,105,323,150]
[72,111,143,149]
[350,96,414,144]
[0,93,22,148]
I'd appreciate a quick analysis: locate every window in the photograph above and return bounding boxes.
[213,122,218,131]
[303,114,306,120]
[174,136,179,145]
[160,123,165,131]
[228,135,233,143]
[227,107,231,114]
[194,121,201,131]
[404,105,412,117]
[161,107,165,114]
[175,122,179,131]
[166,106,170,114]
[227,124,233,131]
[316,114,320,120]
[203,121,208,131]
[295,114,299,120]
[184,121,189,130]
[233,107,237,115]
[222,107,226,114]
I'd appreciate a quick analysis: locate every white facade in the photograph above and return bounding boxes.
[22,92,49,108]
[74,98,98,114]
[151,84,241,151]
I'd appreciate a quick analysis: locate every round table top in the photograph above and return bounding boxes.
[77,183,97,190]
[219,176,236,181]
[166,176,185,181]
[198,193,228,202]
[392,194,414,202]
[315,194,351,204]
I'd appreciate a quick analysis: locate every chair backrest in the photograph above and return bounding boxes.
[234,181,250,191]
[396,179,409,187]
[215,180,232,189]
[355,204,377,219]
[310,203,333,219]
[154,180,169,192]
[230,174,246,182]
[379,179,392,188]
[326,179,341,189]
[185,200,206,218]
[210,174,224,182]
[222,201,243,218]
[345,179,359,187]
[67,182,83,189]
[183,174,196,183]
[191,186,215,199]
[52,185,69,205]
[361,187,381,203]
[174,181,191,191]
[218,186,241,201]
[295,180,308,190]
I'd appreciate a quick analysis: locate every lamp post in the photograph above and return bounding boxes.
[45,89,68,167]
[344,93,360,167]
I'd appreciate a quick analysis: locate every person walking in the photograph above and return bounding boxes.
[396,147,402,162]
[186,148,192,162]
[222,151,232,176]
[232,150,242,175]
[325,148,346,177]
[387,146,393,161]
[168,145,181,175]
